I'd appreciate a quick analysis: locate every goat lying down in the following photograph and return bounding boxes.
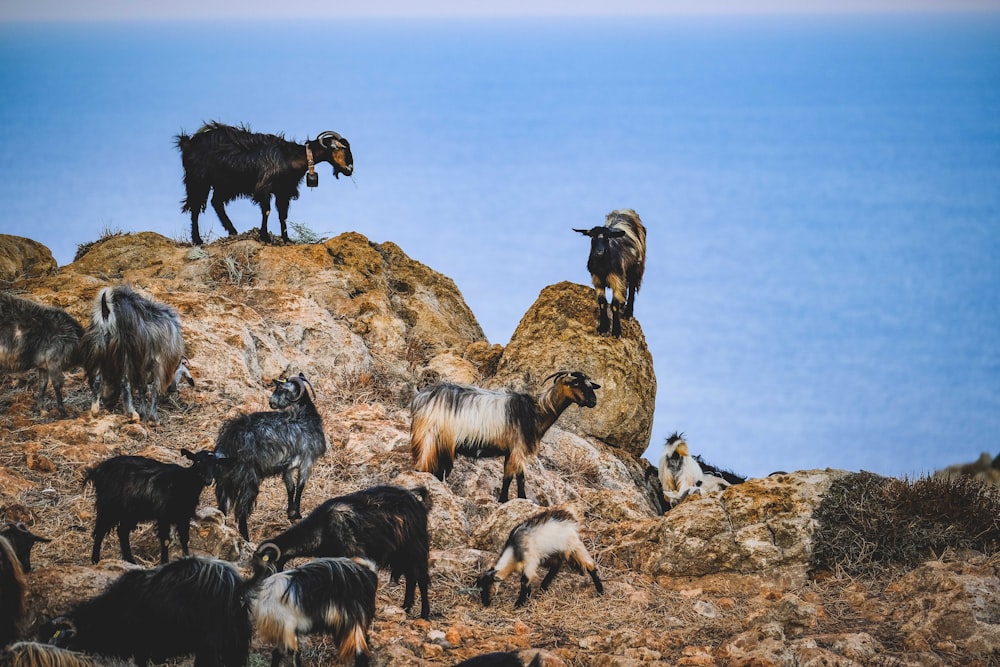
[658,432,746,509]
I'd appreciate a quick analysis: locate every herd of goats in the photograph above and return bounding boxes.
[0,123,747,667]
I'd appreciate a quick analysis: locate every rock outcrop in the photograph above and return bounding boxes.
[1,231,997,667]
[0,234,57,283]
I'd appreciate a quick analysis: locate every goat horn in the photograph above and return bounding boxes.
[317,131,344,149]
[543,371,571,384]
[297,372,317,400]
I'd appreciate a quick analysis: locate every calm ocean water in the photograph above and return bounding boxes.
[0,16,998,478]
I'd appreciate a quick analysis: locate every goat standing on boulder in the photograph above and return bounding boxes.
[574,208,647,337]
[0,293,83,417]
[411,371,600,502]
[176,121,354,245]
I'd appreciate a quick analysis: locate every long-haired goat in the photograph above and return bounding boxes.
[38,557,250,667]
[574,208,647,337]
[84,449,224,564]
[658,432,745,509]
[214,373,327,540]
[0,536,26,649]
[250,556,377,667]
[176,121,354,245]
[253,485,431,620]
[0,293,83,416]
[411,371,600,502]
[477,507,603,608]
[1,523,51,573]
[0,642,130,667]
[81,285,184,424]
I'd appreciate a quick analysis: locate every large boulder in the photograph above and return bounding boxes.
[491,281,655,458]
[0,234,58,283]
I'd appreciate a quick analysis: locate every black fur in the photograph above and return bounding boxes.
[0,523,51,573]
[252,485,431,620]
[38,557,250,667]
[214,374,327,541]
[84,449,223,564]
[693,455,747,486]
[452,652,543,667]
[176,122,353,245]
[0,293,83,416]
[0,537,25,649]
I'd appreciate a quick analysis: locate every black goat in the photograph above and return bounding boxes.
[250,556,377,667]
[0,523,51,573]
[574,208,647,337]
[0,536,25,649]
[411,371,600,502]
[214,373,327,541]
[82,285,185,424]
[453,652,543,667]
[84,449,224,564]
[39,556,251,667]
[176,121,354,245]
[0,293,83,416]
[252,485,432,620]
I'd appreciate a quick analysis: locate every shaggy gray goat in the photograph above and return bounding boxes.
[250,556,377,667]
[574,208,647,337]
[477,507,603,608]
[0,293,84,416]
[411,371,600,502]
[176,121,354,245]
[82,285,184,424]
[214,373,327,540]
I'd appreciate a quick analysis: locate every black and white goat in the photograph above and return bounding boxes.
[84,449,224,564]
[253,485,431,620]
[82,285,184,424]
[176,121,354,245]
[574,208,647,337]
[658,432,745,509]
[0,293,84,416]
[0,536,25,649]
[39,557,251,667]
[214,373,327,540]
[411,371,600,502]
[0,523,51,573]
[477,507,603,608]
[250,556,377,667]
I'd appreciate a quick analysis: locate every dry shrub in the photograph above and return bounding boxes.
[207,244,259,286]
[810,471,1000,577]
[73,227,130,262]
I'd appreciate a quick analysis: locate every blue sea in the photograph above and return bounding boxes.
[1,16,998,479]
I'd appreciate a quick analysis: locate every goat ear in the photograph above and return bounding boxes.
[181,448,195,460]
[572,228,593,236]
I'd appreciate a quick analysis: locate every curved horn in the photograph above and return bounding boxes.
[543,371,571,384]
[317,131,344,149]
[257,542,281,563]
[287,375,307,401]
[297,372,317,400]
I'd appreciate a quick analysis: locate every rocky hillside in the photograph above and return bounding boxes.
[1,232,998,667]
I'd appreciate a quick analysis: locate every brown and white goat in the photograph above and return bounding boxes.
[410,371,600,502]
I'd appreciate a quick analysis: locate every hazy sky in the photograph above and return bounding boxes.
[2,0,998,21]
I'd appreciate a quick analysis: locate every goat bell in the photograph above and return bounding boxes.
[306,171,319,188]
